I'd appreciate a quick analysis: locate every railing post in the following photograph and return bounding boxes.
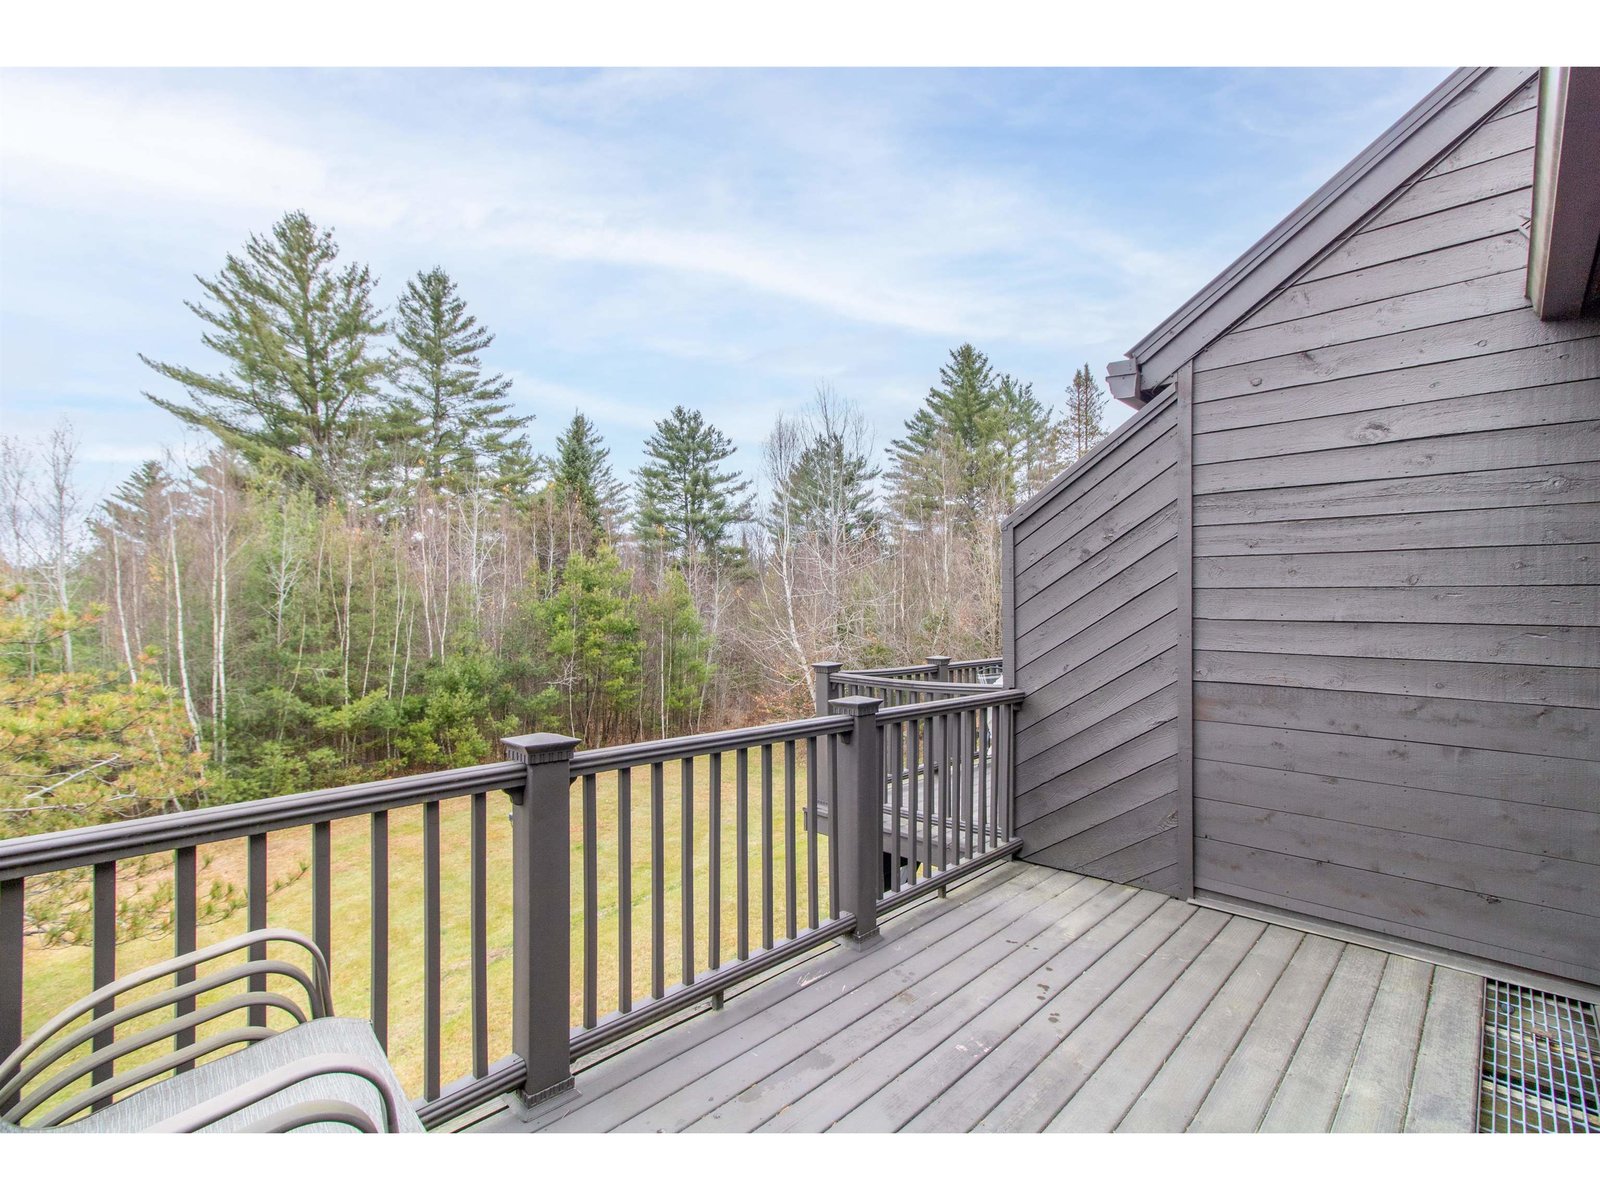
[925,655,952,683]
[832,695,884,948]
[811,661,844,838]
[813,661,843,715]
[503,732,581,1112]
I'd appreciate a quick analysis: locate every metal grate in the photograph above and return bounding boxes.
[1479,980,1600,1133]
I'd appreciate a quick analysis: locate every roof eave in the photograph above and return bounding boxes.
[1114,66,1537,401]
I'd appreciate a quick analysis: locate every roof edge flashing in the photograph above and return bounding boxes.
[1121,66,1536,384]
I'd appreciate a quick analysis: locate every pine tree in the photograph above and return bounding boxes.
[383,267,532,498]
[994,375,1061,505]
[765,393,880,545]
[1064,363,1109,460]
[552,411,626,549]
[525,547,644,742]
[633,406,753,569]
[643,568,712,737]
[886,344,1009,531]
[141,211,387,504]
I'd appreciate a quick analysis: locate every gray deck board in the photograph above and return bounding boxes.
[1331,954,1435,1131]
[640,873,1105,1132]
[465,862,1485,1135]
[1116,925,1303,1131]
[1258,944,1388,1132]
[1404,967,1486,1131]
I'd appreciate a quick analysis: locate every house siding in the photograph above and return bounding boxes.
[1188,79,1600,985]
[1003,71,1600,985]
[1009,395,1186,896]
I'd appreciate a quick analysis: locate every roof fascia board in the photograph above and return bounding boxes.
[1528,67,1600,320]
[1124,66,1536,397]
[1003,382,1178,529]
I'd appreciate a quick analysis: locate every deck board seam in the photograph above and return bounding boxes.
[968,901,1209,1131]
[729,877,1124,1133]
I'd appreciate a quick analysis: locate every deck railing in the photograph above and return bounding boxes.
[819,655,1004,706]
[0,657,1020,1130]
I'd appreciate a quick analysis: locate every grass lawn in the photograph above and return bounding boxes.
[19,748,832,1107]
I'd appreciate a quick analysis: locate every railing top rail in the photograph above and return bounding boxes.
[833,664,937,680]
[948,657,1003,671]
[874,688,1025,722]
[0,761,524,882]
[569,713,854,774]
[831,671,995,695]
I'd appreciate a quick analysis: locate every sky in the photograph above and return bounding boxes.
[0,66,1452,503]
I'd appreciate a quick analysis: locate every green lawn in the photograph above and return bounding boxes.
[20,749,832,1106]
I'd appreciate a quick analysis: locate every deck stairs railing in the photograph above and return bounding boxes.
[0,656,1019,1129]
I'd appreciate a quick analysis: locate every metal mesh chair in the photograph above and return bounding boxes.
[0,928,421,1133]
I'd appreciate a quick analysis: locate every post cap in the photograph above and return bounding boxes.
[502,733,583,765]
[924,655,953,665]
[811,661,845,673]
[830,694,883,714]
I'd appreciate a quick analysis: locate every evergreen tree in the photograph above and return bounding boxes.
[765,398,880,545]
[141,211,387,504]
[552,411,625,549]
[994,375,1060,505]
[633,406,754,568]
[643,568,712,737]
[382,267,533,498]
[886,344,1009,531]
[1064,363,1109,460]
[525,548,644,742]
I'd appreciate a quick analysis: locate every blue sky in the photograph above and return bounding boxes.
[0,67,1450,501]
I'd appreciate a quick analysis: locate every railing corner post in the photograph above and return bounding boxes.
[925,655,952,682]
[503,732,581,1111]
[831,695,884,948]
[812,661,844,716]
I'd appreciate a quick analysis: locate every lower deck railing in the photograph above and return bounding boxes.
[0,660,1020,1130]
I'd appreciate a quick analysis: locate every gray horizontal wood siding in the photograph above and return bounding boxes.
[1187,81,1600,985]
[1008,397,1183,895]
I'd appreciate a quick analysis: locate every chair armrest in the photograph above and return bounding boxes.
[145,1052,413,1133]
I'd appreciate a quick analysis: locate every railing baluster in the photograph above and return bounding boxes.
[891,720,904,894]
[953,713,966,864]
[370,811,389,1050]
[709,752,722,971]
[247,833,268,1029]
[915,720,928,889]
[617,768,632,1015]
[312,821,332,967]
[784,739,797,940]
[423,798,441,1101]
[680,757,695,987]
[760,742,774,951]
[940,714,951,875]
[828,735,840,920]
[91,861,115,1106]
[735,747,749,960]
[0,877,20,1092]
[173,846,197,1071]
[805,735,819,929]
[651,761,665,1000]
[975,709,988,854]
[471,792,489,1078]
[1000,702,1015,839]
[583,773,598,1029]
[984,708,993,850]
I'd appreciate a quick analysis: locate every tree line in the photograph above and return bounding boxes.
[1,210,1109,838]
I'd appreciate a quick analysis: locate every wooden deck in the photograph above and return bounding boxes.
[464,860,1485,1133]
